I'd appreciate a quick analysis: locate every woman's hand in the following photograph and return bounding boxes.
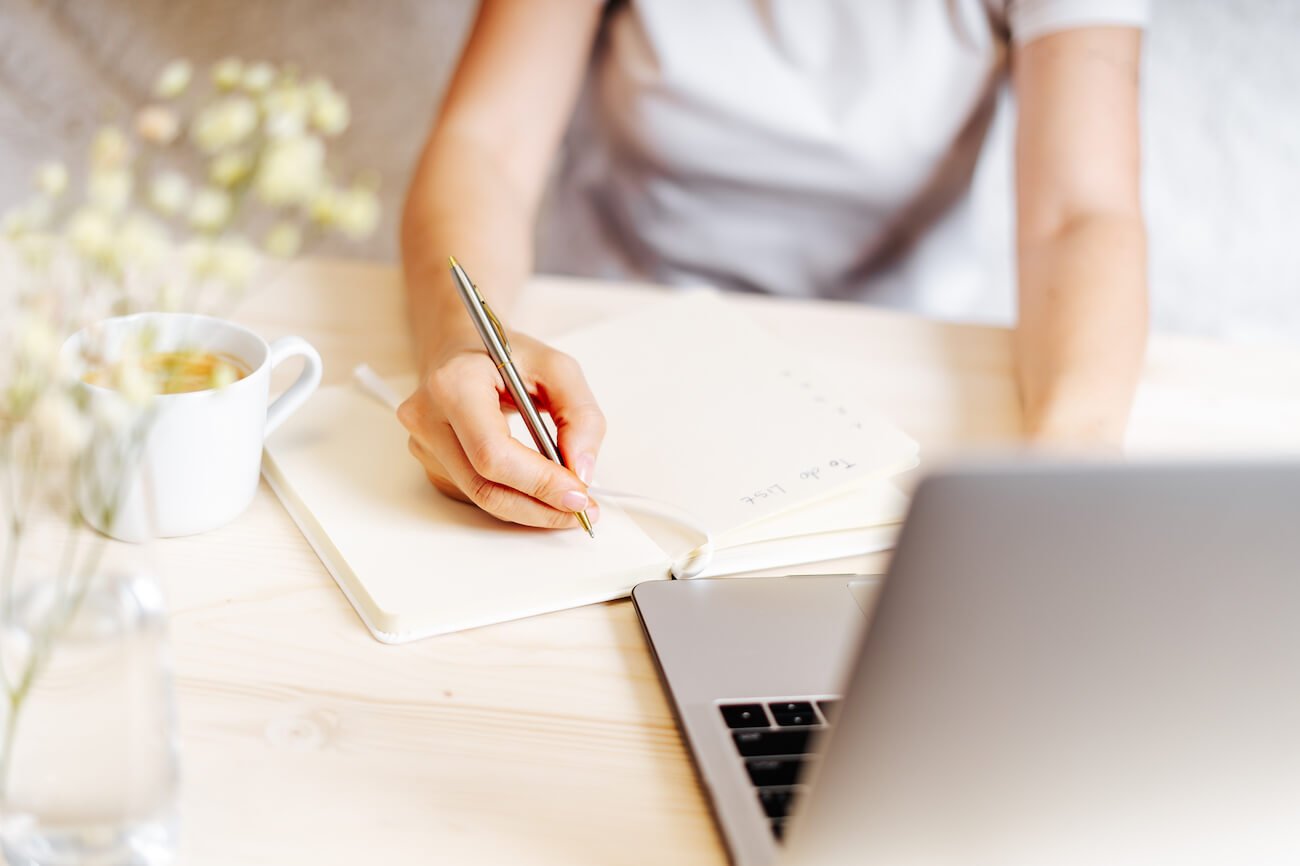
[397,0,607,527]
[397,330,605,529]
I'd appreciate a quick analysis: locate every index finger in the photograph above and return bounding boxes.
[440,378,591,513]
[531,351,606,485]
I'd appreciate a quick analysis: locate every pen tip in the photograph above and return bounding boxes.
[448,255,458,269]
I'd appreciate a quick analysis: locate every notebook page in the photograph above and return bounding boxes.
[264,383,669,639]
[719,481,909,548]
[552,293,918,536]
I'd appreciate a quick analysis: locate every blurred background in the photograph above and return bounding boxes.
[1,0,1296,342]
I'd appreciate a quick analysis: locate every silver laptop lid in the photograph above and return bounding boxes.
[787,461,1300,866]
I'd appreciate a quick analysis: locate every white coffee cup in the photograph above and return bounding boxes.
[66,313,322,542]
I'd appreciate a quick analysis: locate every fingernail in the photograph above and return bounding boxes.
[561,490,589,511]
[574,453,595,485]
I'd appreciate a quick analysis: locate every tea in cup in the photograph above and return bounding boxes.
[83,350,252,395]
[66,313,322,541]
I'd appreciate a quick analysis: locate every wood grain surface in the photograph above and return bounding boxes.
[98,258,1300,864]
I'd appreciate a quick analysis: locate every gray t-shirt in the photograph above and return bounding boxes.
[539,0,1148,303]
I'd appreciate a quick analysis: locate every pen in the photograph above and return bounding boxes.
[447,256,595,538]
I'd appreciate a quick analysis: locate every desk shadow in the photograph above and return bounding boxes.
[930,317,1022,449]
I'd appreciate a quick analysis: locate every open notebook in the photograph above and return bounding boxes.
[263,293,918,643]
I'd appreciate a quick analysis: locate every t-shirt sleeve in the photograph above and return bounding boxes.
[1006,0,1149,44]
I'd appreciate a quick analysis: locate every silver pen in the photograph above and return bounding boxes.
[447,256,595,538]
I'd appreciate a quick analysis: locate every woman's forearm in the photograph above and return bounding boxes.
[1014,212,1148,447]
[1009,26,1146,449]
[399,0,601,376]
[400,132,536,373]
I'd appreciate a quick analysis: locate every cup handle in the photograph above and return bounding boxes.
[264,336,323,438]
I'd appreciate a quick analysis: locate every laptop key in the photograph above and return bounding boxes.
[769,701,814,715]
[720,703,769,729]
[772,709,818,727]
[768,701,818,726]
[746,757,805,787]
[733,728,812,757]
[757,787,796,818]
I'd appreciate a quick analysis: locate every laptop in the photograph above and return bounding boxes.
[632,461,1300,865]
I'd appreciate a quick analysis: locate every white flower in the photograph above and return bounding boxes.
[307,79,350,136]
[90,126,131,171]
[212,235,261,287]
[65,208,115,262]
[91,392,134,435]
[260,85,310,138]
[187,186,232,232]
[263,221,302,258]
[242,61,276,93]
[35,161,69,197]
[115,352,160,406]
[88,168,133,214]
[157,280,184,311]
[212,57,244,90]
[209,149,254,187]
[2,198,53,236]
[116,214,171,270]
[255,135,323,206]
[154,59,193,98]
[26,196,54,227]
[1,209,24,238]
[16,314,58,367]
[31,389,91,460]
[211,361,239,389]
[148,171,190,216]
[182,238,218,280]
[307,184,342,226]
[135,105,181,145]
[15,232,57,269]
[336,186,379,239]
[4,368,40,419]
[190,96,258,154]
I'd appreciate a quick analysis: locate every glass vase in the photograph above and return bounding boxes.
[0,569,179,866]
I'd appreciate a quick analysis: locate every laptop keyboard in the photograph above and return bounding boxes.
[719,698,838,842]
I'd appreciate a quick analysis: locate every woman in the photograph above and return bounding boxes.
[398,0,1149,530]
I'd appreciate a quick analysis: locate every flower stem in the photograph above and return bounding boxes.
[1,430,22,653]
[0,691,21,800]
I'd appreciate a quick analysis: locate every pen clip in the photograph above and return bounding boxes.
[476,285,511,357]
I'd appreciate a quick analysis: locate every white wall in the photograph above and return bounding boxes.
[1,0,1296,343]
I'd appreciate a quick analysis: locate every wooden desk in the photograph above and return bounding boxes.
[156,259,1300,865]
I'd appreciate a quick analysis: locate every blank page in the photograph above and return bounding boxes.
[264,383,669,641]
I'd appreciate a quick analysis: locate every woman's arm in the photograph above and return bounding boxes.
[398,0,606,528]
[1012,27,1148,448]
